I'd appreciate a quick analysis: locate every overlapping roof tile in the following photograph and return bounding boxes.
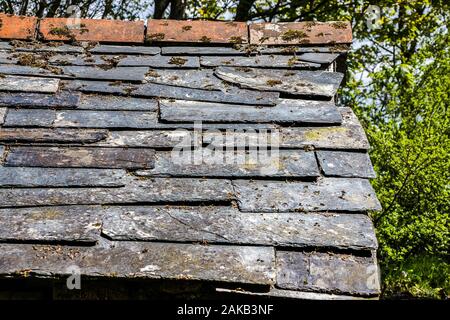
[0,15,380,299]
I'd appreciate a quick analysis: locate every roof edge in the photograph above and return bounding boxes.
[0,14,352,45]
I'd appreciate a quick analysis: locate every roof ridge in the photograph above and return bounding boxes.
[0,13,352,45]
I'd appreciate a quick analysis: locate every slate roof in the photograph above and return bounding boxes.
[0,15,381,299]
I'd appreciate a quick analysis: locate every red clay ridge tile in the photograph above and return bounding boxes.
[147,19,248,44]
[0,14,37,40]
[249,21,352,45]
[39,18,144,43]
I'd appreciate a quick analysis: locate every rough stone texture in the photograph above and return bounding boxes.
[64,80,279,106]
[0,167,126,187]
[144,69,225,90]
[39,18,145,43]
[216,287,376,300]
[0,178,234,207]
[0,128,108,143]
[317,151,376,178]
[93,130,199,148]
[61,66,148,81]
[89,45,160,55]
[233,178,381,212]
[5,42,84,53]
[297,53,340,64]
[0,64,66,78]
[200,56,321,68]
[279,108,370,150]
[102,206,377,250]
[135,150,320,178]
[215,67,343,97]
[276,251,380,296]
[249,21,352,45]
[147,19,248,44]
[160,99,342,124]
[118,55,200,68]
[5,146,155,169]
[0,92,80,108]
[0,107,6,125]
[0,14,37,40]
[0,206,103,243]
[0,76,59,93]
[0,241,275,285]
[77,95,158,111]
[201,107,369,150]
[4,109,159,128]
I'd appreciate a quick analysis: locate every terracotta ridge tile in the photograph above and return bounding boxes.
[0,14,352,46]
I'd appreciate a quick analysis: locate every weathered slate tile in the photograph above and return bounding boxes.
[4,109,159,128]
[203,108,369,150]
[216,287,374,300]
[145,69,225,90]
[10,42,84,53]
[5,147,155,169]
[276,251,380,296]
[63,80,279,106]
[0,167,126,187]
[317,151,376,178]
[297,53,340,64]
[162,46,243,56]
[0,178,234,207]
[0,128,108,143]
[0,51,17,64]
[135,150,320,178]
[0,206,103,243]
[89,45,160,55]
[215,67,344,97]
[233,178,381,212]
[200,56,320,68]
[160,99,342,124]
[52,110,159,128]
[48,53,116,66]
[78,95,158,111]
[0,91,80,108]
[199,52,339,69]
[0,64,66,78]
[0,75,59,93]
[4,109,56,127]
[0,242,275,285]
[0,107,6,125]
[49,54,198,68]
[102,206,377,250]
[280,107,369,150]
[118,55,200,68]
[61,66,147,81]
[94,130,199,148]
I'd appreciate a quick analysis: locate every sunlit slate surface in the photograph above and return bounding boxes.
[0,38,380,299]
